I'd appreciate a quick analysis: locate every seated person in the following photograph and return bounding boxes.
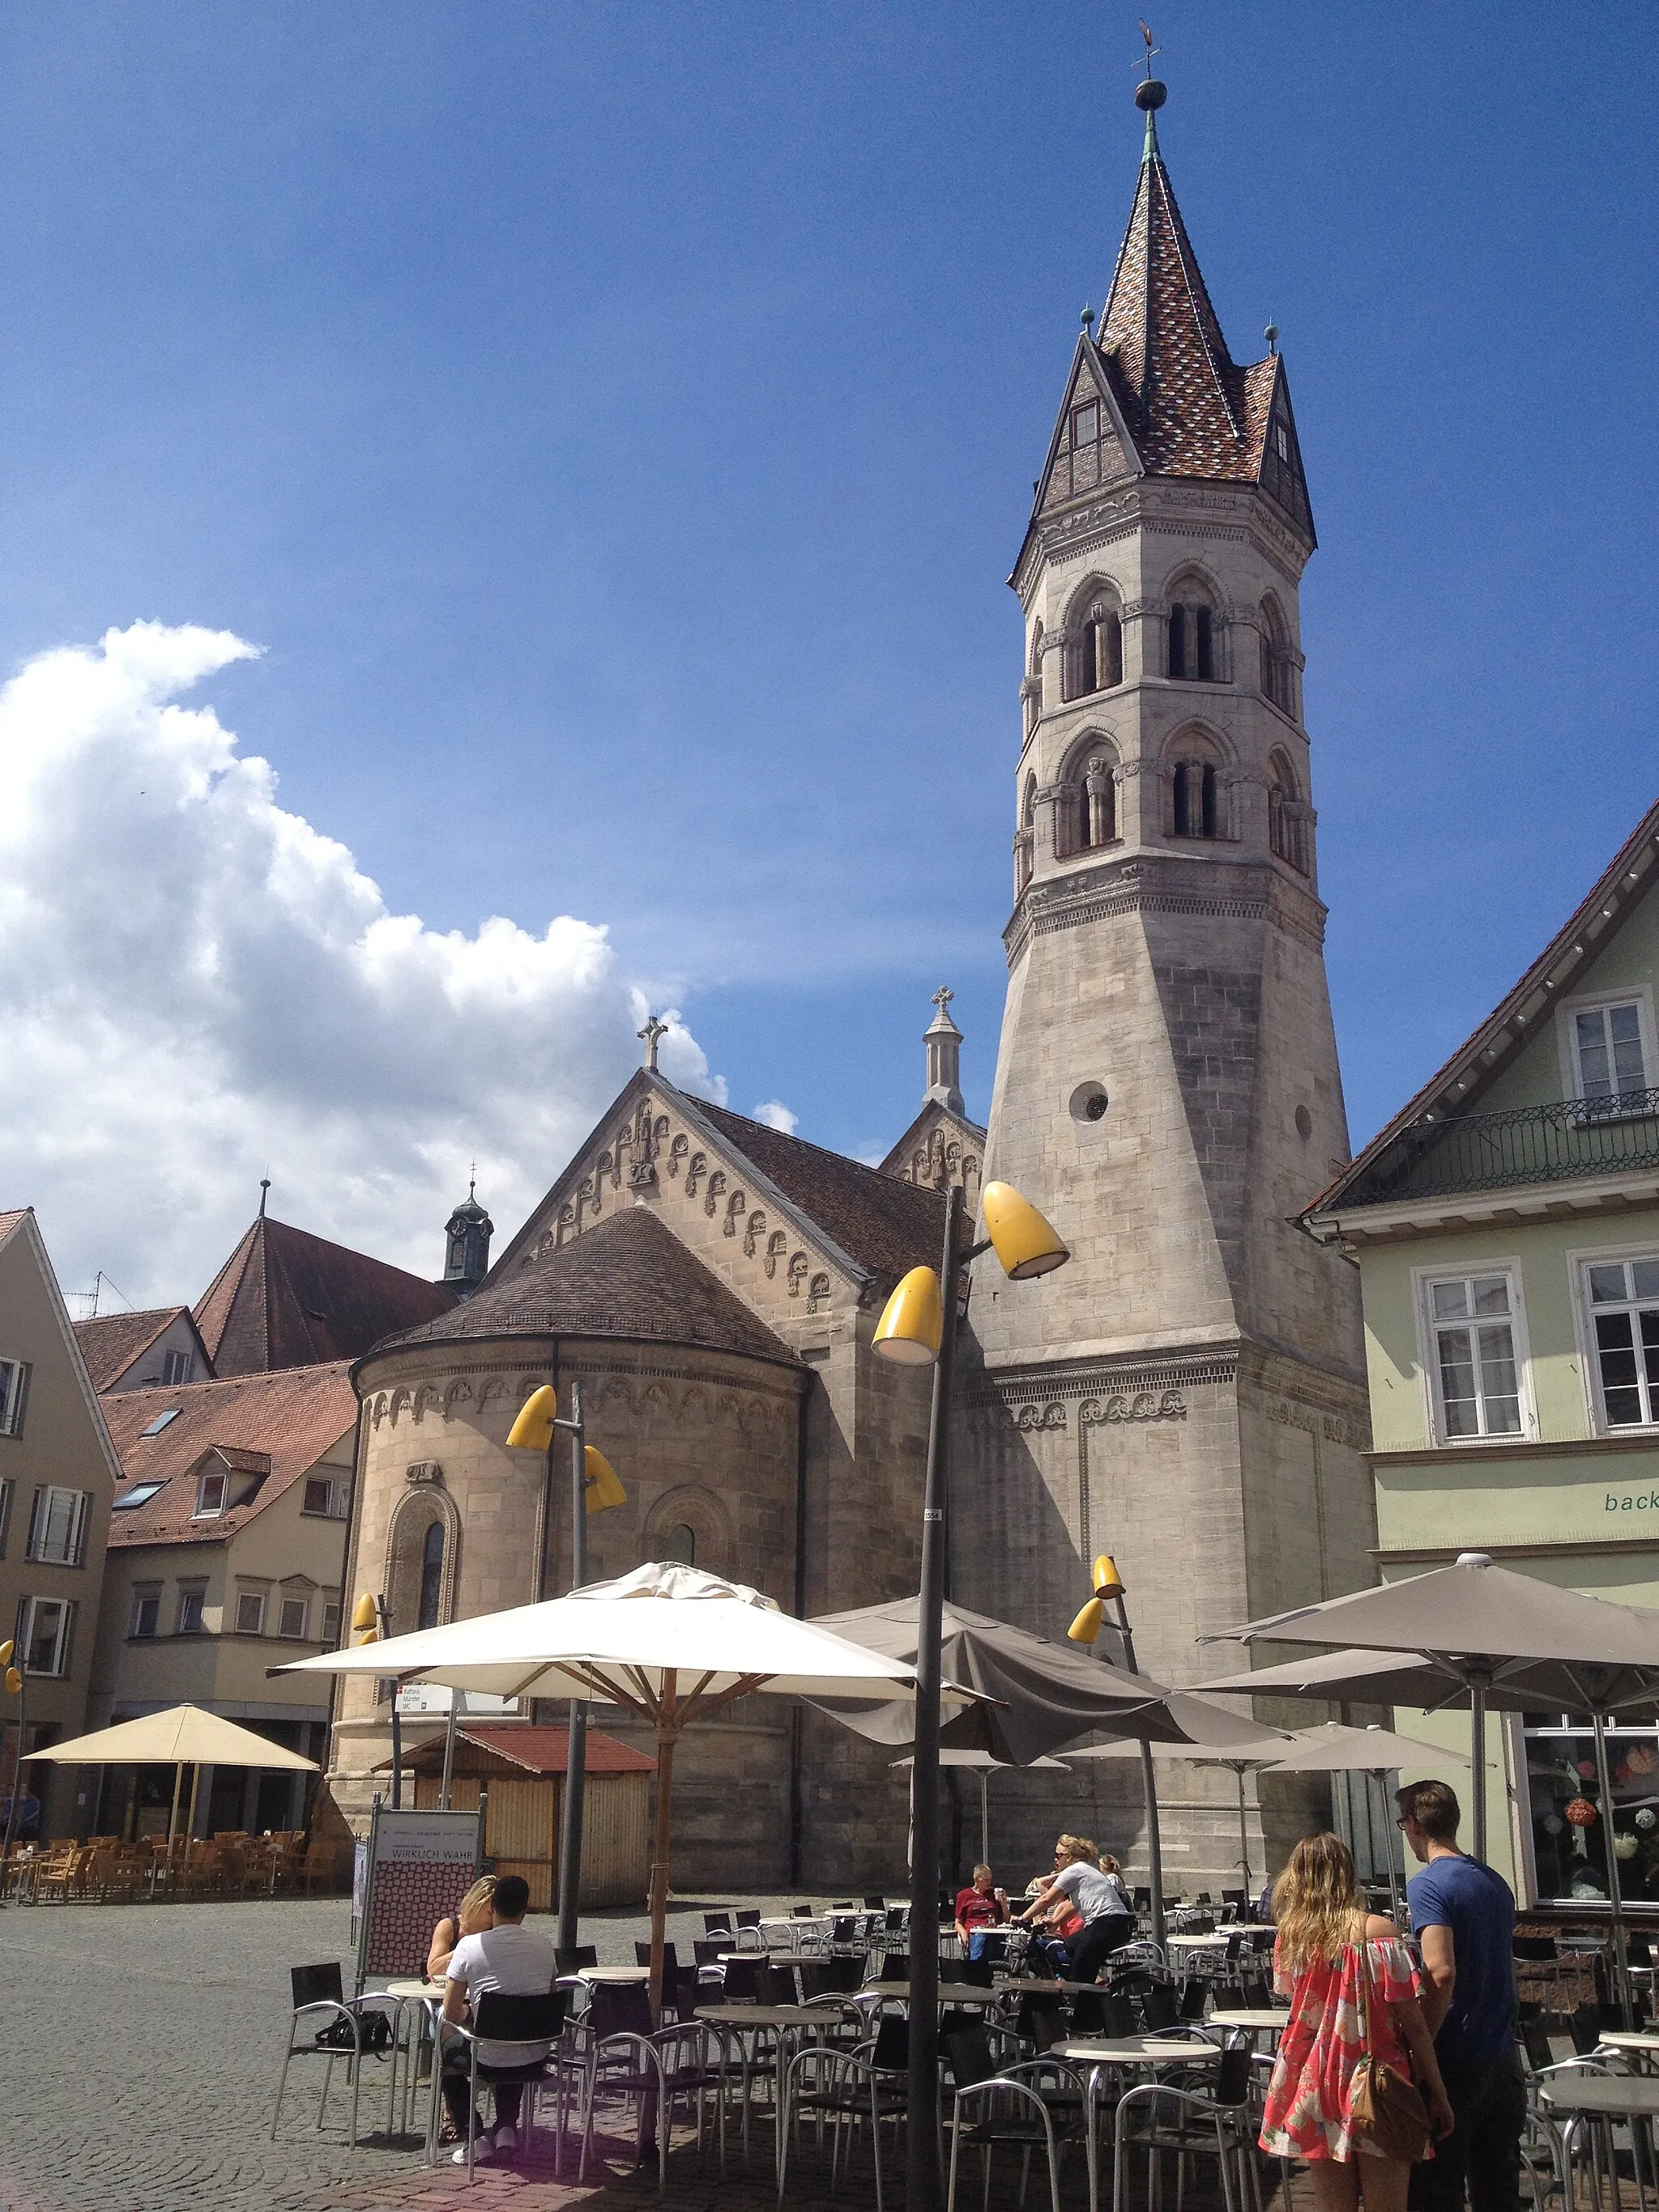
[441,1873,559,2162]
[1015,1834,1134,1985]
[428,1873,498,1983]
[954,1863,1010,1958]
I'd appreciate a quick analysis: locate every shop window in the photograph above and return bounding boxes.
[1584,1256,1659,1428]
[1523,1712,1659,1905]
[1424,1272,1525,1438]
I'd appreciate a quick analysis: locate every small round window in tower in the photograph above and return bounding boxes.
[1069,1082,1110,1124]
[1295,1104,1314,1140]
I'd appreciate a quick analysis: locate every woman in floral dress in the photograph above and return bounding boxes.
[1260,1834,1453,2208]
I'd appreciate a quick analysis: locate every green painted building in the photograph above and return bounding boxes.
[1306,797,1659,1909]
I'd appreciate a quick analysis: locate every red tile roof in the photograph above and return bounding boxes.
[101,1363,357,1546]
[397,1726,655,1777]
[194,1215,455,1376]
[75,1306,193,1392]
[374,1204,798,1369]
[697,1104,948,1283]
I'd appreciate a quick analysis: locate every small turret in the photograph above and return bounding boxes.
[923,987,966,1115]
[443,1178,493,1297]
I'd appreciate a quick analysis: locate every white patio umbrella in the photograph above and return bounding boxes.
[277,1562,928,2013]
[32,1704,318,1852]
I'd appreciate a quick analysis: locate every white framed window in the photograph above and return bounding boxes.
[160,1349,193,1386]
[18,1594,73,1677]
[130,1588,160,1638]
[1581,1253,1659,1429]
[278,1595,310,1640]
[26,1487,89,1567]
[233,1589,267,1635]
[302,1475,348,1518]
[1419,1267,1529,1440]
[176,1587,206,1635]
[322,1599,342,1645]
[1559,988,1655,1113]
[194,1470,228,1518]
[0,1357,30,1438]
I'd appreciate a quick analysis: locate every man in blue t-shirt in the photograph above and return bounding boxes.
[1397,1778,1525,2212]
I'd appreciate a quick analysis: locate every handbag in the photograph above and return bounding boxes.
[1346,1925,1431,2163]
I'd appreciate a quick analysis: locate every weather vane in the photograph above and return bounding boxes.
[1137,20,1161,78]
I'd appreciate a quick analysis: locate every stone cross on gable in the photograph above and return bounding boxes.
[638,1014,668,1072]
[932,986,953,1015]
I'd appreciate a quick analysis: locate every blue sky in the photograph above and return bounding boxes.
[1,2,1655,1289]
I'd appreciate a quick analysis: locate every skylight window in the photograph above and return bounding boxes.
[113,1481,166,1511]
[140,1409,180,1437]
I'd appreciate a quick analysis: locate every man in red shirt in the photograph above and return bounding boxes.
[954,1863,1010,1959]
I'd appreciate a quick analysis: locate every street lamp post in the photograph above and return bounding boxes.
[0,1642,22,1903]
[351,1594,402,1806]
[506,1381,625,1963]
[872,1178,1069,2212]
[1068,1554,1166,1951]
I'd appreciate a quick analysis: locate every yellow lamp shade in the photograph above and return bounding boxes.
[351,1592,380,1643]
[1068,1596,1105,1646]
[506,1383,558,1451]
[584,1445,627,1514]
[0,1638,11,1669]
[1092,1554,1124,1596]
[872,1266,945,1365]
[982,1182,1069,1281]
[5,1667,21,1695]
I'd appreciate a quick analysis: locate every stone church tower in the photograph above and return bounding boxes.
[954,79,1375,1887]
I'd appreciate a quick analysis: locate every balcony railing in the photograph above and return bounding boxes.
[1341,1089,1659,1207]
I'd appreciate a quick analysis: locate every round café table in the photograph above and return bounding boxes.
[1052,2035,1221,2212]
[1207,2008,1289,2032]
[383,1979,446,2151]
[579,1965,650,1984]
[1537,2073,1659,2210]
[696,2001,858,2176]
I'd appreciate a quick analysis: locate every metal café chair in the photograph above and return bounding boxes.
[565,1980,723,2191]
[779,2013,911,2212]
[944,2022,1085,2212]
[272,1962,399,2146]
[437,1987,568,2178]
[1111,2041,1254,2212]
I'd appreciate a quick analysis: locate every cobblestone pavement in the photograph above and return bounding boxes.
[0,1894,887,2212]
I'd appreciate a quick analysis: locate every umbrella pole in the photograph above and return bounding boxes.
[439,1695,458,1812]
[1468,1668,1490,1863]
[1591,1712,1635,2028]
[1374,1771,1402,1927]
[556,1382,589,1964]
[166,1760,183,1855]
[1235,1765,1251,1896]
[186,1762,201,1844]
[648,1681,676,2026]
[979,1772,989,1869]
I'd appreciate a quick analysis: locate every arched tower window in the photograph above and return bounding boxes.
[417,1519,445,1630]
[1063,585,1124,701]
[1168,735,1226,840]
[665,1522,697,1567]
[1166,575,1220,683]
[1014,774,1037,896]
[1022,622,1044,738]
[1259,595,1296,717]
[1056,741,1119,859]
[1268,747,1311,873]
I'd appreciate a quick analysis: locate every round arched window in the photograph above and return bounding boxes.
[417,1520,445,1630]
[665,1523,697,1568]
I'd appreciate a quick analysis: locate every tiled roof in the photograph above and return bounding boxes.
[75,1306,190,1392]
[0,1209,28,1247]
[371,1204,799,1370]
[395,1725,655,1777]
[101,1363,357,1546]
[697,1104,948,1283]
[194,1215,455,1376]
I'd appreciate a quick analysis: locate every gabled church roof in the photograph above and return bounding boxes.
[1023,87,1313,552]
[370,1203,798,1371]
[194,1214,455,1377]
[75,1306,206,1392]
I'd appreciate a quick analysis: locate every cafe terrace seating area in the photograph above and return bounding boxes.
[2,1826,336,1903]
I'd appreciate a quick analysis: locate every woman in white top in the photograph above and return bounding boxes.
[1014,1833,1136,1984]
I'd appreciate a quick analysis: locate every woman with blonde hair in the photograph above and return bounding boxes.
[427,1873,497,1982]
[1259,1834,1452,2206]
[1014,1833,1133,1983]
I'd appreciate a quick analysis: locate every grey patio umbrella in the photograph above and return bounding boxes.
[890,1749,1069,1866]
[1257,1722,1472,1922]
[1204,1552,1659,1865]
[1064,1695,1296,1895]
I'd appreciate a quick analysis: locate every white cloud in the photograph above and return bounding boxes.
[752,1099,799,1134]
[0,621,724,1303]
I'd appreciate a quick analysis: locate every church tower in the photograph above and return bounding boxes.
[956,79,1375,1886]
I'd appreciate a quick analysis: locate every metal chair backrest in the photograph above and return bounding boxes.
[1141,1986,1179,2031]
[703,1912,732,1936]
[1240,1977,1273,2010]
[590,1980,655,2040]
[1020,1999,1066,2054]
[291,1961,344,2010]
[1178,1977,1209,2022]
[556,1944,598,1973]
[800,1962,837,2001]
[1196,1891,1213,1906]
[831,1916,857,1946]
[669,1963,704,2018]
[751,1959,787,2006]
[1520,2019,1556,2073]
[876,1953,910,1985]
[473,1989,567,2046]
[1570,2003,1601,2056]
[822,1954,864,1993]
[885,1906,908,1933]
[722,1957,762,2003]
[1213,2044,1252,2106]
[635,1939,679,1971]
[864,1894,885,1911]
[1132,1886,1152,1912]
[1514,1935,1559,1962]
[693,1937,729,1970]
[869,2014,909,2073]
[735,1907,761,1929]
[792,1903,816,1918]
[1221,1889,1247,1910]
[958,1955,994,1988]
[945,2024,997,2091]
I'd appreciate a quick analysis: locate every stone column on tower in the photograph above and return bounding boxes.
[954,75,1374,1894]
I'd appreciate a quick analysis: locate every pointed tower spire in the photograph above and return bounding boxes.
[923,987,965,1114]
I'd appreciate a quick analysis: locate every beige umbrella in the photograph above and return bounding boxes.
[34,1703,318,1852]
[1256,1722,1471,1922]
[277,1562,928,2014]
